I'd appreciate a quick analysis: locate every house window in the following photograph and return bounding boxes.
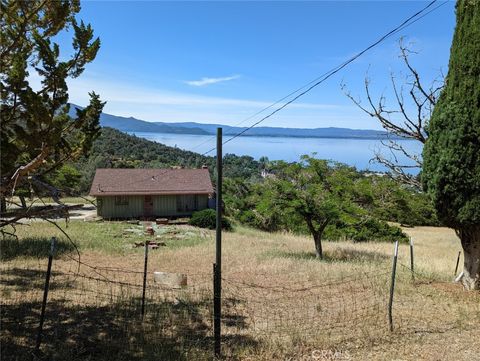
[176,195,198,212]
[115,196,129,206]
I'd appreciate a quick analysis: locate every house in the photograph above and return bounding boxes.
[89,168,214,219]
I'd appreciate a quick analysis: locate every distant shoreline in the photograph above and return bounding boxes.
[70,104,408,141]
[128,130,409,141]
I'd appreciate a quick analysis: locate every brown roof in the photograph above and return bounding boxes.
[89,168,214,196]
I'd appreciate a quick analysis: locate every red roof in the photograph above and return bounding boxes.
[89,168,214,196]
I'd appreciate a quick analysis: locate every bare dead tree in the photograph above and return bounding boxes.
[341,40,444,188]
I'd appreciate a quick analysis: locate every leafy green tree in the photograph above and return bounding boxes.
[0,0,104,209]
[267,157,357,259]
[363,176,439,226]
[46,164,81,194]
[422,0,480,290]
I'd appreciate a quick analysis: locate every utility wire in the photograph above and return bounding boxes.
[200,0,447,156]
[99,0,447,191]
[190,64,346,151]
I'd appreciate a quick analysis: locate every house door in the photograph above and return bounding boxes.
[144,195,154,217]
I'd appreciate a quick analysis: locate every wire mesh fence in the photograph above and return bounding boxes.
[220,269,391,345]
[392,262,479,336]
[1,249,478,360]
[1,256,215,360]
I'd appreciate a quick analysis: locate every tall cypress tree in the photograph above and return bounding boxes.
[423,0,480,290]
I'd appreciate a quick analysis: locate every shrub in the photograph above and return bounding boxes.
[189,209,232,231]
[350,218,408,243]
[324,218,408,243]
[238,210,259,228]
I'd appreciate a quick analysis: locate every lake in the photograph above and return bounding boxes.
[130,132,423,174]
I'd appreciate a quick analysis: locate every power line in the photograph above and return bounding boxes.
[99,0,447,190]
[201,0,447,156]
[190,65,344,151]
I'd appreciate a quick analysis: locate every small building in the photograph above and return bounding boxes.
[89,168,214,219]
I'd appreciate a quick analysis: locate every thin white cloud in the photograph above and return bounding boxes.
[26,71,377,129]
[184,74,241,87]
[63,74,339,111]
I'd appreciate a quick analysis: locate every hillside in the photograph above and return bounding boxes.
[154,121,393,139]
[70,104,392,139]
[73,127,261,193]
[69,105,208,134]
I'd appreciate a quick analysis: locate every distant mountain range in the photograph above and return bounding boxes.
[70,104,392,139]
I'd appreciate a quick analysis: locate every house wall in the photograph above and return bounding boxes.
[97,196,144,218]
[97,194,209,219]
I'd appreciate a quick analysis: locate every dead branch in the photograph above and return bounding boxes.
[43,218,82,275]
[3,144,50,197]
[30,176,62,204]
[0,204,83,229]
[341,40,444,187]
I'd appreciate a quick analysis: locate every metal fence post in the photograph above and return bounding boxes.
[409,237,414,280]
[388,240,399,332]
[454,251,461,277]
[35,237,56,353]
[214,127,222,358]
[213,262,218,339]
[141,240,149,320]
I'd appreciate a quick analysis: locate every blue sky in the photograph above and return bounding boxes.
[52,0,456,130]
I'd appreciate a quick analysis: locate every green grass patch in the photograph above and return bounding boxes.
[5,221,210,257]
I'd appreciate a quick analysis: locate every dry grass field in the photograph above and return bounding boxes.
[1,221,479,360]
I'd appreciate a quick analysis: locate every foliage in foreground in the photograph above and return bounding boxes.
[0,0,104,203]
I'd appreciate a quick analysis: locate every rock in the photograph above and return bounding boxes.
[153,272,187,289]
[145,226,155,235]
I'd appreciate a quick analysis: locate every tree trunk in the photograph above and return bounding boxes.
[0,197,6,214]
[458,226,480,290]
[313,231,323,259]
[305,217,325,259]
[304,216,329,259]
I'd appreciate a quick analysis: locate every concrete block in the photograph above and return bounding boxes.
[153,271,187,288]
